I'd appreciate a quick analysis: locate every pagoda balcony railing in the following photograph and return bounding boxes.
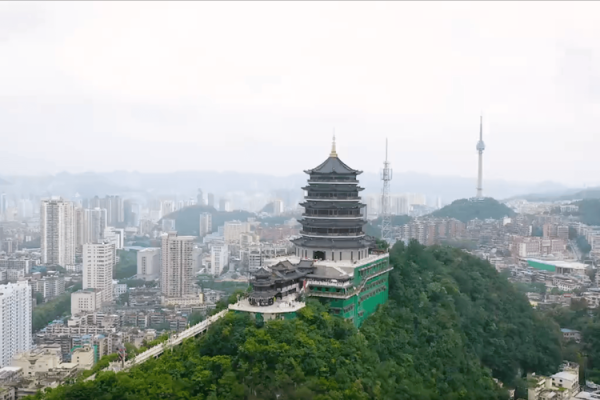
[307,179,359,184]
[308,266,394,299]
[304,196,361,202]
[300,231,364,237]
[306,193,360,199]
[305,279,353,288]
[303,211,362,217]
[302,215,363,220]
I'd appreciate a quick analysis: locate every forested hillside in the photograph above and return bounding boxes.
[31,242,562,400]
[575,199,600,226]
[430,197,515,222]
[162,206,254,236]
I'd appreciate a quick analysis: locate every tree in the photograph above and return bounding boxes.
[34,292,44,305]
[188,311,204,326]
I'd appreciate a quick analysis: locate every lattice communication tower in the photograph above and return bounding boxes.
[380,139,393,244]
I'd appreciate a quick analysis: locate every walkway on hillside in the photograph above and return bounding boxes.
[85,310,228,381]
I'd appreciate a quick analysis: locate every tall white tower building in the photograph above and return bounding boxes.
[40,198,75,266]
[0,281,32,367]
[199,212,212,238]
[83,242,115,304]
[476,116,486,199]
[210,241,229,277]
[84,208,107,244]
[137,248,161,281]
[161,232,195,299]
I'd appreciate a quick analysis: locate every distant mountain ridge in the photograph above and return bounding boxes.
[507,187,600,202]
[0,170,568,204]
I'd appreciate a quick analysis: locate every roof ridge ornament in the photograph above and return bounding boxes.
[330,130,338,158]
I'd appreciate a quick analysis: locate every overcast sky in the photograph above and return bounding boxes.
[1,1,599,186]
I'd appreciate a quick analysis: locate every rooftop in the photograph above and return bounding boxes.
[528,259,588,270]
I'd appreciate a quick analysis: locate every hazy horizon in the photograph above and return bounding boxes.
[2,2,600,187]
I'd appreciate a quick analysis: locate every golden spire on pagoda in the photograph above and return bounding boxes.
[330,131,338,158]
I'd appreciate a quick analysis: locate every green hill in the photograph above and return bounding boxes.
[162,205,255,236]
[574,199,600,226]
[430,197,515,223]
[32,241,562,400]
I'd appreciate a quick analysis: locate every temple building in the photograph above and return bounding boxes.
[230,138,392,327]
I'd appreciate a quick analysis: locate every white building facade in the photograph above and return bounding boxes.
[83,208,107,244]
[40,198,75,266]
[82,243,115,304]
[71,289,102,316]
[161,233,195,299]
[210,242,229,277]
[0,281,32,367]
[137,248,161,281]
[199,212,212,238]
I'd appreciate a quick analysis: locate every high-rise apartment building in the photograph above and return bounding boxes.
[161,200,175,218]
[74,207,85,253]
[199,213,212,238]
[83,208,107,244]
[0,281,32,367]
[82,242,115,304]
[197,189,205,206]
[272,199,284,215]
[224,220,249,244]
[137,248,161,281]
[207,193,215,208]
[210,241,229,277]
[40,198,75,266]
[103,227,124,250]
[0,193,6,217]
[161,232,195,299]
[219,198,232,212]
[124,200,139,227]
[102,195,124,226]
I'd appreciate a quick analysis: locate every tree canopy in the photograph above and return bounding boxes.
[430,198,515,223]
[30,241,562,400]
[574,199,600,227]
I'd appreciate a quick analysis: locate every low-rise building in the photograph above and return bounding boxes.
[561,328,581,343]
[71,345,95,370]
[71,289,103,316]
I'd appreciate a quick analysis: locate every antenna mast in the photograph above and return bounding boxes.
[380,139,393,244]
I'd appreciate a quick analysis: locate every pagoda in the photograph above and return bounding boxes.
[230,137,392,328]
[292,136,375,261]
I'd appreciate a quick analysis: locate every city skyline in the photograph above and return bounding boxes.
[1,2,600,186]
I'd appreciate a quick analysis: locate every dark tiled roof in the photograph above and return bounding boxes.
[304,156,362,175]
[291,236,376,249]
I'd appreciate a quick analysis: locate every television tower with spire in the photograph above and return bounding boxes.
[380,139,393,244]
[476,115,485,199]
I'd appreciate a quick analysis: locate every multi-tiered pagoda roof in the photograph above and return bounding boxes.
[292,137,375,253]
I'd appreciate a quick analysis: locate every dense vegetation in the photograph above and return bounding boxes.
[430,197,515,223]
[30,241,562,399]
[575,199,600,226]
[542,300,600,383]
[114,249,138,279]
[33,293,71,332]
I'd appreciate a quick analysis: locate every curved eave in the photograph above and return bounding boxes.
[303,156,363,175]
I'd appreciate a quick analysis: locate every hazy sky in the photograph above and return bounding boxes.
[1,2,599,186]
